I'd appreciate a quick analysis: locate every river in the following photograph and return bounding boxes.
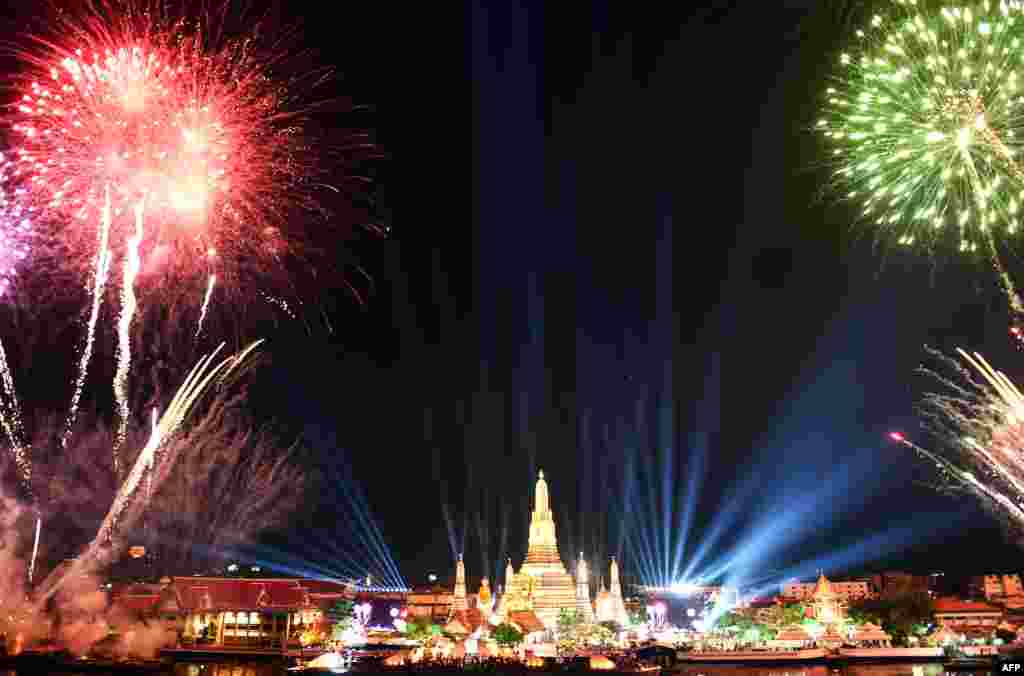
[0,660,1000,676]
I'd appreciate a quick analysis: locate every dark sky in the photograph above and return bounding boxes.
[256,0,1024,594]
[5,2,1024,590]
[265,1,1024,593]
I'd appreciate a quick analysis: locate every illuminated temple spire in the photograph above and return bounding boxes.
[525,469,562,565]
[576,552,594,622]
[454,553,467,611]
[610,556,622,599]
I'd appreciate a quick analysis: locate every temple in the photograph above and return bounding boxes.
[575,553,594,622]
[594,557,629,626]
[496,470,579,629]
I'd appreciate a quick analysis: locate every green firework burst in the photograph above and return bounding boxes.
[820,0,1024,254]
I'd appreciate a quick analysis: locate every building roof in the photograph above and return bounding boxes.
[934,598,1003,614]
[508,611,545,635]
[812,574,834,598]
[164,577,312,611]
[853,623,891,641]
[299,579,353,596]
[445,608,488,635]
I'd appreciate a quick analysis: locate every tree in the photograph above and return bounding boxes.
[715,612,754,634]
[328,599,355,641]
[492,623,525,649]
[557,608,582,637]
[781,603,806,626]
[403,617,440,646]
[847,592,934,647]
[996,627,1017,644]
[591,623,616,647]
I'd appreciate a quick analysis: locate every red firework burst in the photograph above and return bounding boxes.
[4,1,351,294]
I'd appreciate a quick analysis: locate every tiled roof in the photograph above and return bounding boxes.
[299,579,352,595]
[166,577,311,611]
[446,608,487,634]
[507,611,545,634]
[934,598,1003,613]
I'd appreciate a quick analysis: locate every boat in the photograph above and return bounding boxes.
[678,648,828,663]
[945,656,997,670]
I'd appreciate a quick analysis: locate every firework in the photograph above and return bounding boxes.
[195,273,216,338]
[60,186,112,449]
[819,0,1024,309]
[112,200,144,475]
[7,3,336,292]
[27,515,40,587]
[904,347,1024,528]
[0,170,33,296]
[37,339,264,601]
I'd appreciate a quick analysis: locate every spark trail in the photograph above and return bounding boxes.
[61,186,112,449]
[35,339,264,603]
[27,514,40,586]
[902,347,1024,529]
[195,273,216,338]
[112,200,144,475]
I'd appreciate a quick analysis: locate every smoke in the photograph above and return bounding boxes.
[0,493,175,659]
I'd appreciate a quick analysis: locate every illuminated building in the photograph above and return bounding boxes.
[575,554,594,622]
[871,571,930,597]
[477,577,494,615]
[807,573,844,626]
[983,574,1024,600]
[782,575,873,602]
[454,554,468,611]
[406,585,454,622]
[495,470,578,630]
[593,558,629,626]
[933,598,1004,629]
[113,576,356,649]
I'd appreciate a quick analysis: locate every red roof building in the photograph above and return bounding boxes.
[934,597,1004,629]
[122,576,360,650]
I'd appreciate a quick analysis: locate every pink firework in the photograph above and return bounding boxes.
[0,175,33,296]
[5,2,333,290]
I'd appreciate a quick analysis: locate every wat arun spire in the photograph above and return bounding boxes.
[496,470,578,629]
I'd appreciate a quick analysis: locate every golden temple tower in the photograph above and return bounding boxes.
[497,470,578,629]
[576,553,594,622]
[478,577,494,614]
[454,553,468,611]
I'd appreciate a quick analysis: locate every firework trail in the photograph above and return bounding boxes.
[900,346,1024,528]
[0,335,28,486]
[37,339,264,602]
[61,186,112,450]
[27,514,40,587]
[112,200,144,476]
[819,0,1024,314]
[195,273,216,338]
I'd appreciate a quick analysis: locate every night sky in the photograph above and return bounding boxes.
[4,2,1024,590]
[264,1,1024,593]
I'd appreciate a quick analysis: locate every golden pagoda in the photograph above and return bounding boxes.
[496,470,577,630]
[809,573,843,626]
[478,577,494,615]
